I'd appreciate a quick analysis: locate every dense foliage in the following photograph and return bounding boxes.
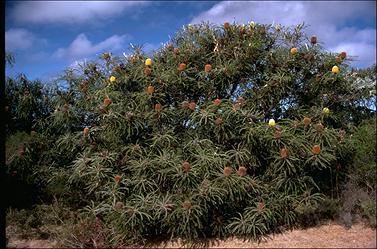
[5,22,376,246]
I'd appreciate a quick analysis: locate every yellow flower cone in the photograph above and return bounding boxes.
[290,47,298,55]
[323,107,330,114]
[332,66,339,74]
[109,76,116,83]
[145,58,152,66]
[268,119,276,127]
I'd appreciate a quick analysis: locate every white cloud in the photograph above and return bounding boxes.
[191,1,376,67]
[6,28,36,50]
[330,42,376,69]
[53,33,131,60]
[10,1,149,25]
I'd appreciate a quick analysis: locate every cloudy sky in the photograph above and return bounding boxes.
[5,1,376,81]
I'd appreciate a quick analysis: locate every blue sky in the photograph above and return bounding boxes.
[5,1,376,82]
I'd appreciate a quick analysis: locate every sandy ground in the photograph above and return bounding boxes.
[6,222,376,248]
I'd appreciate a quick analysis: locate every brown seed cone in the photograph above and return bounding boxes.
[204,64,212,73]
[18,145,25,156]
[147,85,155,94]
[233,103,241,111]
[304,53,314,61]
[99,105,107,113]
[213,98,221,106]
[81,84,88,93]
[83,127,90,137]
[103,97,112,107]
[335,56,342,64]
[315,123,324,132]
[280,148,289,159]
[115,201,124,210]
[102,52,111,60]
[112,65,121,74]
[154,103,162,112]
[223,166,232,177]
[215,117,223,126]
[182,200,192,210]
[63,103,69,112]
[338,129,346,137]
[236,96,246,106]
[179,63,187,71]
[338,129,346,142]
[144,67,152,76]
[224,22,230,29]
[339,51,347,59]
[310,35,317,44]
[303,117,311,126]
[166,44,174,51]
[130,56,137,64]
[312,145,321,155]
[257,201,265,212]
[181,101,189,109]
[240,26,246,35]
[182,161,191,173]
[114,175,122,183]
[188,101,196,111]
[173,48,180,55]
[274,130,282,139]
[237,166,247,177]
[164,203,174,211]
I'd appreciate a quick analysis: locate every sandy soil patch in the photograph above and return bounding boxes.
[6,221,376,248]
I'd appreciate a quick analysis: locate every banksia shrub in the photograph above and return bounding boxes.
[6,21,375,246]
